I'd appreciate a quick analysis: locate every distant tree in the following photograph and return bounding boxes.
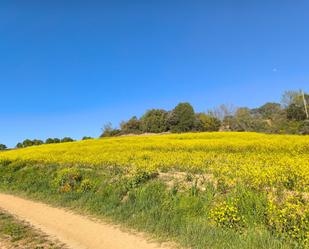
[286,103,307,121]
[16,142,23,148]
[140,109,168,133]
[281,91,301,107]
[255,102,282,120]
[22,139,34,148]
[45,138,55,144]
[299,120,309,134]
[0,144,7,150]
[226,108,260,132]
[54,138,61,143]
[101,122,120,137]
[120,116,142,134]
[45,138,61,144]
[61,137,74,143]
[282,90,309,120]
[82,136,93,140]
[195,113,221,131]
[32,139,43,146]
[168,103,195,132]
[209,104,236,121]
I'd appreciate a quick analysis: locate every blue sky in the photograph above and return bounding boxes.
[1,1,308,147]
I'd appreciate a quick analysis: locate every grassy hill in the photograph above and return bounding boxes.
[0,132,308,249]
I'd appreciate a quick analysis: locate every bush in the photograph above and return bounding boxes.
[127,170,158,189]
[54,168,82,193]
[79,179,95,192]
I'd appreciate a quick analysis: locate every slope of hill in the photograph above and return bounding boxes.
[0,132,308,249]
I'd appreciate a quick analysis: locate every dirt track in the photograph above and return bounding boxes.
[0,193,171,249]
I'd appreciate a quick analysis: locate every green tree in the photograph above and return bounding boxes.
[168,102,195,132]
[0,144,7,150]
[195,113,221,131]
[120,116,141,134]
[101,122,121,137]
[140,109,168,133]
[282,90,308,121]
[45,138,61,144]
[286,103,307,121]
[54,138,61,143]
[61,137,74,143]
[82,136,93,140]
[22,139,34,147]
[45,138,55,144]
[227,108,266,132]
[32,139,43,146]
[16,142,23,148]
[255,102,282,120]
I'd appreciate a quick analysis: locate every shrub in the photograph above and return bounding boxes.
[54,168,82,193]
[79,179,95,192]
[127,170,158,189]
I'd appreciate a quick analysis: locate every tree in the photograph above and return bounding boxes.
[228,108,258,131]
[101,122,121,137]
[140,109,168,133]
[282,90,309,120]
[54,138,61,143]
[209,104,236,121]
[61,137,74,143]
[32,139,43,146]
[45,138,61,144]
[82,136,93,140]
[255,102,282,120]
[45,138,55,144]
[0,144,7,150]
[168,102,195,132]
[120,116,141,134]
[286,103,307,121]
[195,113,221,131]
[281,91,301,107]
[16,143,23,148]
[22,139,34,148]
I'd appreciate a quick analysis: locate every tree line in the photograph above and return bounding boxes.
[0,136,93,150]
[0,90,308,150]
[101,90,309,137]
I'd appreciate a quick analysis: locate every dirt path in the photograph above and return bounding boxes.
[0,193,171,249]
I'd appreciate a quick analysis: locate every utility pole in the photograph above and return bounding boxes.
[301,90,309,119]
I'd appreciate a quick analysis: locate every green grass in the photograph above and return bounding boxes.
[0,160,301,249]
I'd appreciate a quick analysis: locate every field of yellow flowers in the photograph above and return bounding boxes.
[0,132,308,248]
[1,132,308,192]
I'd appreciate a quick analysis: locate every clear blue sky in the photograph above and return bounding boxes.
[1,1,308,147]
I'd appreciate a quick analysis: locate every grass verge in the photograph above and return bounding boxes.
[0,160,305,249]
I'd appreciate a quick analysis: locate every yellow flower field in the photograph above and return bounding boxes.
[1,132,308,192]
[1,132,309,246]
